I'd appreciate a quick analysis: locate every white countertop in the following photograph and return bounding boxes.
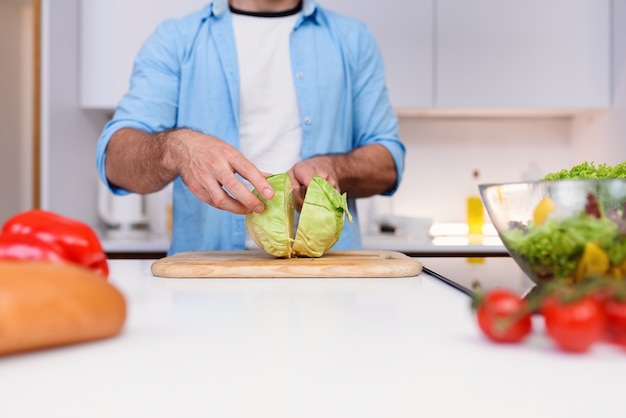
[101,233,508,255]
[363,233,507,255]
[1,258,624,417]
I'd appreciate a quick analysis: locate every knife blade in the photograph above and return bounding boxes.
[290,186,307,212]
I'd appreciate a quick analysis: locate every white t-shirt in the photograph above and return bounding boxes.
[231,10,302,249]
[232,11,302,175]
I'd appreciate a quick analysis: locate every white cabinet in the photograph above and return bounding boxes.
[79,0,610,112]
[41,0,110,227]
[324,0,433,109]
[436,0,610,109]
[80,0,433,110]
[79,0,208,109]
[325,0,610,111]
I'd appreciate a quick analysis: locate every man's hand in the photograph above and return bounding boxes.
[105,128,274,215]
[288,155,339,192]
[287,144,397,199]
[166,129,274,214]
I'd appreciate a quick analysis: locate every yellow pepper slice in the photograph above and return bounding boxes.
[533,196,555,227]
[574,242,610,282]
[607,258,626,279]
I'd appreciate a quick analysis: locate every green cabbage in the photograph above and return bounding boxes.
[292,175,353,257]
[246,174,352,258]
[245,173,294,258]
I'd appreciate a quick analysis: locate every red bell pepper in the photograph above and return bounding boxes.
[1,209,109,277]
[0,234,68,263]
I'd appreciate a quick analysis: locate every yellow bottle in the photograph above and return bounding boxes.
[467,170,484,236]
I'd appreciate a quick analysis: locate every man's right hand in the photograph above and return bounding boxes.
[105,128,274,215]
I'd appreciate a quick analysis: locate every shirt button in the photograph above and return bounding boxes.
[296,72,303,79]
[304,117,312,125]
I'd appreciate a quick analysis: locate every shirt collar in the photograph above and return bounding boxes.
[301,0,318,18]
[208,0,319,22]
[210,0,228,16]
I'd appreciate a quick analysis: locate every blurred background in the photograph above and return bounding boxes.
[1,0,625,252]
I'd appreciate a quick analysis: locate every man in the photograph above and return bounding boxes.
[96,0,405,255]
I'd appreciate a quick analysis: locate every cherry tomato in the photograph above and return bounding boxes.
[604,298,626,347]
[475,289,532,343]
[542,294,605,353]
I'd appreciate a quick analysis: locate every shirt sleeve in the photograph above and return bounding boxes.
[350,22,406,196]
[95,19,184,195]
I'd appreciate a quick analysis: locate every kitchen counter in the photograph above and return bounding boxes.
[102,233,509,258]
[363,233,507,256]
[1,257,624,417]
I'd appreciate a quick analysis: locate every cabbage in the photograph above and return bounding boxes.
[246,174,352,258]
[245,173,294,258]
[292,175,353,257]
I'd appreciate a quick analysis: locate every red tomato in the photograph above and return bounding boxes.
[604,298,626,347]
[542,295,606,353]
[475,289,532,343]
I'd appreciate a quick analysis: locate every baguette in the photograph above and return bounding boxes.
[0,261,127,356]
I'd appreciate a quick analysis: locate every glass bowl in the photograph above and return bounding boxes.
[479,179,626,284]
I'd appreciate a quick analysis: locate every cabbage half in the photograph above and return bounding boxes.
[245,173,294,258]
[292,175,353,257]
[246,174,352,258]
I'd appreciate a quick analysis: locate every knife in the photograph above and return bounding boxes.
[290,186,307,212]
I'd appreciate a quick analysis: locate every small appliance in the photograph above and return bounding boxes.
[97,182,150,240]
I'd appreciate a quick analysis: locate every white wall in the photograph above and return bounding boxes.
[41,0,111,226]
[0,1,33,224]
[569,0,626,167]
[359,116,578,226]
[605,0,626,163]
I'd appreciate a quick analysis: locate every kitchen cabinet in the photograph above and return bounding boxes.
[436,0,610,110]
[330,0,609,112]
[326,0,433,109]
[79,0,433,110]
[40,0,110,226]
[79,0,610,113]
[79,0,208,109]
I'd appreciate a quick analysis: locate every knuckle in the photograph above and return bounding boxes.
[210,191,229,208]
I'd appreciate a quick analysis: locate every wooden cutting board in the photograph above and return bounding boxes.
[151,250,422,278]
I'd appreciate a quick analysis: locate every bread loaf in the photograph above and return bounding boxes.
[0,261,126,356]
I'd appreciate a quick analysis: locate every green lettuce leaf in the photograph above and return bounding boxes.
[543,161,626,180]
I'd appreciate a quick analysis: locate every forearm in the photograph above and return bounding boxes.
[331,144,397,198]
[104,127,273,214]
[104,128,179,194]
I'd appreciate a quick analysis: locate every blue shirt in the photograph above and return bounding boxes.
[96,0,406,255]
